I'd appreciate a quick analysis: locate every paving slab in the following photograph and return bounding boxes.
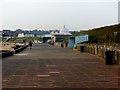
[2,43,120,89]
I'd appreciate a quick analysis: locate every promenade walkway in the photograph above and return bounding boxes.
[2,43,119,89]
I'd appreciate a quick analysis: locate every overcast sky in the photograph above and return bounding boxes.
[0,0,119,31]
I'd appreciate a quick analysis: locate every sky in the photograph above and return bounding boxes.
[118,1,120,24]
[0,0,119,31]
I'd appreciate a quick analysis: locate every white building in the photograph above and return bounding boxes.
[18,33,24,37]
[59,25,71,35]
[18,33,35,37]
[50,25,71,43]
[24,34,34,37]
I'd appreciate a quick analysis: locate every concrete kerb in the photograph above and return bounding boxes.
[15,44,29,54]
[2,51,14,58]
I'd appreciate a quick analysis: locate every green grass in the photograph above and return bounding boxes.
[6,37,42,43]
[72,24,120,43]
[0,38,7,42]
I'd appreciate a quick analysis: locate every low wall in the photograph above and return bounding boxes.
[1,51,14,58]
[15,44,29,54]
[115,49,120,65]
[1,44,29,58]
[54,42,63,47]
[84,45,120,65]
[54,42,120,65]
[54,42,68,48]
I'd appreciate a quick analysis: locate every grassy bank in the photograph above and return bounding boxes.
[6,37,42,42]
[0,38,7,42]
[73,24,120,43]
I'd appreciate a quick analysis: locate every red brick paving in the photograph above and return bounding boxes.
[2,43,119,90]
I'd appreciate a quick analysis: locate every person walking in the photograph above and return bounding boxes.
[29,41,33,49]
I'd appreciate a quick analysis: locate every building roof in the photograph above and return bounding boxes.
[51,25,72,36]
[60,25,71,35]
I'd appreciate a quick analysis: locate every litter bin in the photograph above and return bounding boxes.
[80,46,85,52]
[61,43,63,47]
[52,43,54,45]
[105,51,115,65]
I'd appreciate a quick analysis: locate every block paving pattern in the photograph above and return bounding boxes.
[2,43,119,89]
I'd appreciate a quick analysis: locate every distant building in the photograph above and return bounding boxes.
[2,30,15,38]
[51,25,71,43]
[2,30,11,37]
[15,29,23,34]
[68,37,75,48]
[42,34,51,43]
[24,34,34,37]
[75,35,89,45]
[68,35,89,48]
[18,33,24,37]
[59,25,71,35]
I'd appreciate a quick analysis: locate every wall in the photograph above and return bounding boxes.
[68,38,75,48]
[75,35,89,45]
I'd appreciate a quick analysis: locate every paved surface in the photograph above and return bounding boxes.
[2,43,119,89]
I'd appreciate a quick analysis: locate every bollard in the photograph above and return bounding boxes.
[101,47,104,58]
[88,45,91,53]
[89,46,91,53]
[86,46,88,53]
[65,43,67,48]
[95,45,98,55]
[102,47,106,58]
[77,45,80,51]
[90,46,92,53]
[116,50,120,65]
[63,43,65,48]
[114,50,118,65]
[66,42,68,48]
[98,46,100,56]
[91,46,95,55]
[105,51,115,65]
[84,46,87,52]
[90,46,92,54]
[98,46,102,57]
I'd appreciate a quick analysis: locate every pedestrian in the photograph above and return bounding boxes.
[29,41,33,49]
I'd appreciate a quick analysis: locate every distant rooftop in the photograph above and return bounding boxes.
[51,25,72,35]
